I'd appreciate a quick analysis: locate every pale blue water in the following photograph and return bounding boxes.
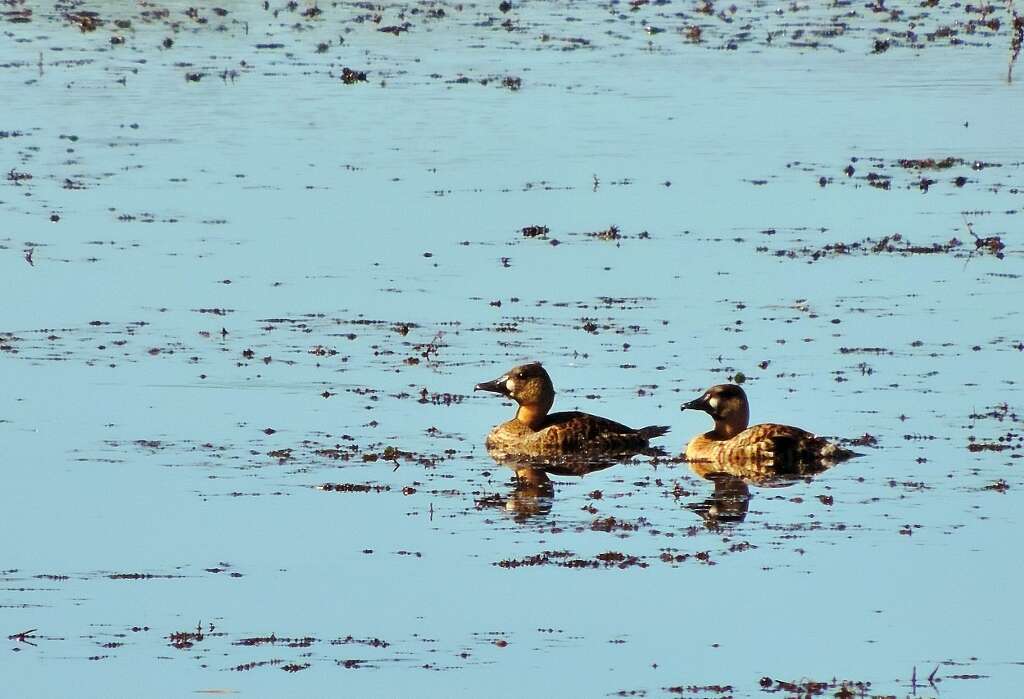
[2,1,1022,696]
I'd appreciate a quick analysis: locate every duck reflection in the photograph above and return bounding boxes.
[686,457,834,526]
[686,473,752,524]
[485,449,626,522]
[483,449,840,525]
[502,466,555,521]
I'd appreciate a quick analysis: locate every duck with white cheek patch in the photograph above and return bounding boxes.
[680,384,856,476]
[475,362,669,459]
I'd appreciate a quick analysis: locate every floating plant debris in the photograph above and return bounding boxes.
[340,67,367,84]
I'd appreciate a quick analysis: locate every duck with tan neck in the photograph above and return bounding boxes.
[475,362,669,458]
[681,383,855,473]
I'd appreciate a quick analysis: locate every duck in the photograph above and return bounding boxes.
[680,383,853,473]
[475,362,669,458]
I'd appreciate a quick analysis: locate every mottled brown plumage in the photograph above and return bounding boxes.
[681,384,853,472]
[475,362,669,458]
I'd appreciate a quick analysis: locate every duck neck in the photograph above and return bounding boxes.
[712,409,749,439]
[516,398,552,430]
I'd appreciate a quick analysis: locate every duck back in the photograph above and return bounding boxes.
[486,411,667,458]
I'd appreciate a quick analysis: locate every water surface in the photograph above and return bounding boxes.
[2,1,1022,696]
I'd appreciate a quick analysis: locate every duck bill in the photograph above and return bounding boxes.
[681,394,711,413]
[474,375,510,396]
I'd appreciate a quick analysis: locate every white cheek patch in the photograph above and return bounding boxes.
[708,395,719,410]
[505,378,516,393]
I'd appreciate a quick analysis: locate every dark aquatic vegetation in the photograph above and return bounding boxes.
[1010,10,1023,82]
[378,23,410,36]
[340,67,367,84]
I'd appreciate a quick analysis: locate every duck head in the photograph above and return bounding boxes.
[681,383,750,438]
[475,362,555,428]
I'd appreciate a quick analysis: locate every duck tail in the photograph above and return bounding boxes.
[638,425,670,441]
[817,441,858,463]
[770,435,858,474]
